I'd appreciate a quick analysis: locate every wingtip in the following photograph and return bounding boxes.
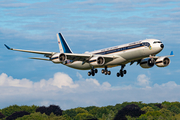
[4,44,12,50]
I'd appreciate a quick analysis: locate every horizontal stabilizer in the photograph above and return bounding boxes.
[29,57,50,61]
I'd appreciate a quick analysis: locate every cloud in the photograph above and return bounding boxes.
[0,72,180,110]
[136,74,150,87]
[0,3,29,8]
[0,73,33,88]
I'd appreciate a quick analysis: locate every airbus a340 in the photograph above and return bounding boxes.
[5,33,174,77]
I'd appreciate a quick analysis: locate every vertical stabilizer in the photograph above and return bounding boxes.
[56,33,73,53]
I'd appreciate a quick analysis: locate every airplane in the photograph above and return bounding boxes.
[4,33,174,77]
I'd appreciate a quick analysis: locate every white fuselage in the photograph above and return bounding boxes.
[61,39,163,70]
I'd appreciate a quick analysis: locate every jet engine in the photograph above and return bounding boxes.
[156,57,170,67]
[89,56,105,66]
[140,58,155,68]
[59,53,66,62]
[51,53,67,63]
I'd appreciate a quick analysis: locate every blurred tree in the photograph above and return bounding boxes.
[0,112,5,119]
[141,106,154,113]
[84,106,98,112]
[6,111,30,120]
[2,105,37,117]
[74,112,94,120]
[114,104,145,120]
[159,108,174,116]
[16,112,48,120]
[95,107,110,118]
[89,107,99,116]
[36,105,63,116]
[75,107,88,114]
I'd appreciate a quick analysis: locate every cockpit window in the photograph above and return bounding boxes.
[142,42,150,47]
[153,41,162,44]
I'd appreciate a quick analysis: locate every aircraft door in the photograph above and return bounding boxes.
[141,42,151,56]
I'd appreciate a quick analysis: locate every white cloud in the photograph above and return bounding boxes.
[86,78,100,86]
[136,74,150,87]
[0,73,33,88]
[154,81,179,88]
[0,72,180,110]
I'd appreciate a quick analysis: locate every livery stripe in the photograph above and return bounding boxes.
[95,43,145,55]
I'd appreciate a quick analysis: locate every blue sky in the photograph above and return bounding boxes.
[0,0,180,110]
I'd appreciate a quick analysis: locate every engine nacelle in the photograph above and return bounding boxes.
[140,58,155,68]
[156,57,170,67]
[89,56,105,66]
[51,53,67,63]
[59,53,66,62]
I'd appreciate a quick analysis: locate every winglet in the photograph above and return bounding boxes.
[170,51,174,55]
[4,44,13,50]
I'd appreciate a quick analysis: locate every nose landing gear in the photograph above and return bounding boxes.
[117,65,127,77]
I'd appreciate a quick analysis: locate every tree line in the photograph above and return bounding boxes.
[1,101,180,120]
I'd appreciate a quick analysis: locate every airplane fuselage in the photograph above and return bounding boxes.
[60,39,163,70]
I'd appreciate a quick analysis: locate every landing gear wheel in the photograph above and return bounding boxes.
[88,72,91,76]
[120,72,124,77]
[92,72,95,76]
[116,65,127,77]
[102,66,111,76]
[124,70,127,74]
[88,67,97,76]
[117,73,120,77]
[105,71,108,75]
[95,69,98,73]
[108,71,111,75]
[101,69,105,74]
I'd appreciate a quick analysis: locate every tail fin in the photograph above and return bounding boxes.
[56,33,73,53]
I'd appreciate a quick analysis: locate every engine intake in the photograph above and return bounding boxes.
[89,56,105,66]
[140,58,155,68]
[59,53,66,62]
[156,57,170,67]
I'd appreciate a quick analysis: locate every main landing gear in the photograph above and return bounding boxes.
[88,67,98,76]
[101,66,111,75]
[117,65,127,77]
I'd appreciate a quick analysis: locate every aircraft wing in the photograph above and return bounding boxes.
[64,53,117,63]
[150,51,174,59]
[4,44,118,63]
[4,44,55,57]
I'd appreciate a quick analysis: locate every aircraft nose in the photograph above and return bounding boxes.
[160,44,164,49]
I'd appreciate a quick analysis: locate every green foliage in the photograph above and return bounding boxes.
[74,107,88,114]
[106,110,115,120]
[95,107,110,118]
[1,105,37,117]
[16,112,67,120]
[74,113,94,120]
[159,108,174,116]
[2,101,180,120]
[89,107,99,116]
[16,112,49,120]
[146,111,162,117]
[141,106,154,113]
[84,106,98,112]
[62,107,88,119]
